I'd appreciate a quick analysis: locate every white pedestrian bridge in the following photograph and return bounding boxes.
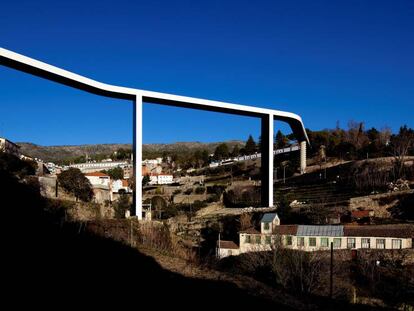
[0,47,309,219]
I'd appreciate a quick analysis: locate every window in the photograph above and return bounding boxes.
[265,236,271,244]
[227,250,232,256]
[347,238,356,249]
[255,235,262,244]
[286,236,292,246]
[297,237,305,247]
[361,238,370,249]
[320,238,329,248]
[264,223,270,230]
[333,238,342,249]
[245,235,251,244]
[309,237,316,247]
[376,239,385,249]
[392,239,402,249]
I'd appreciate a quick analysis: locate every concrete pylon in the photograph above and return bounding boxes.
[300,140,307,174]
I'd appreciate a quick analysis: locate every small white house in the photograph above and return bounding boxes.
[149,174,174,185]
[217,240,240,258]
[157,174,173,185]
[112,179,132,193]
[85,172,111,187]
[260,213,280,234]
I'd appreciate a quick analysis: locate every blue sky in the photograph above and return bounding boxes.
[1,0,413,146]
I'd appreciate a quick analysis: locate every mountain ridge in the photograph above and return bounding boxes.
[17,140,245,163]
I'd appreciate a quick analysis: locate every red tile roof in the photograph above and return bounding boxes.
[351,210,373,218]
[274,225,298,235]
[240,227,260,234]
[85,172,110,177]
[122,179,129,187]
[344,225,414,238]
[217,240,239,249]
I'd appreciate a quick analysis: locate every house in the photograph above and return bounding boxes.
[150,165,163,175]
[148,174,174,185]
[123,164,133,179]
[68,161,129,173]
[85,172,111,187]
[221,213,413,257]
[260,213,280,234]
[0,137,20,156]
[112,179,132,194]
[217,240,240,258]
[239,215,413,253]
[352,210,374,222]
[157,174,173,185]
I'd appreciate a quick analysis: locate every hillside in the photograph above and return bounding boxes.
[17,140,245,163]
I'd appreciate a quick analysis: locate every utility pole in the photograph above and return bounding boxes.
[330,241,334,299]
[130,219,133,246]
[217,232,221,258]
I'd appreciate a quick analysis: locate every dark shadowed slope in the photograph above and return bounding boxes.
[1,169,293,309]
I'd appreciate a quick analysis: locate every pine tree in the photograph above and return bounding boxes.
[245,135,256,155]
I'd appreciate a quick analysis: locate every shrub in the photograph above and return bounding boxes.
[57,168,93,202]
[206,194,220,203]
[206,184,226,196]
[0,153,36,177]
[184,188,193,195]
[223,186,261,208]
[114,194,130,219]
[195,186,205,194]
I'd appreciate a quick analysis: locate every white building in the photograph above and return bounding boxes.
[0,137,20,156]
[85,172,111,187]
[217,240,240,258]
[218,213,413,258]
[112,179,132,193]
[240,214,413,253]
[68,161,129,173]
[149,174,174,185]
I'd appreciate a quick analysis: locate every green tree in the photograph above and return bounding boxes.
[57,168,93,202]
[214,143,229,160]
[104,167,124,180]
[114,193,130,219]
[0,153,36,177]
[114,148,131,160]
[231,145,240,157]
[151,196,167,219]
[275,130,288,149]
[142,175,150,186]
[201,149,210,166]
[245,135,256,154]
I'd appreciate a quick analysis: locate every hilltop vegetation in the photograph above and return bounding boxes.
[17,140,245,164]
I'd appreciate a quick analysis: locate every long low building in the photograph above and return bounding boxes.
[218,213,413,258]
[67,161,131,174]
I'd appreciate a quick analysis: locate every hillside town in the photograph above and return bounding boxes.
[2,110,414,309]
[2,6,414,306]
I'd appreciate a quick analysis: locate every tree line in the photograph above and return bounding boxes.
[307,122,414,161]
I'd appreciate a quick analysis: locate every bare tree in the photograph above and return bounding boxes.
[239,213,253,231]
[390,126,414,179]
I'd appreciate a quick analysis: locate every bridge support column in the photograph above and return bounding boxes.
[133,94,143,219]
[261,114,274,207]
[300,140,307,175]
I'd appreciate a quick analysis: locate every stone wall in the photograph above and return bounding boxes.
[350,190,414,218]
[173,194,207,204]
[39,176,112,204]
